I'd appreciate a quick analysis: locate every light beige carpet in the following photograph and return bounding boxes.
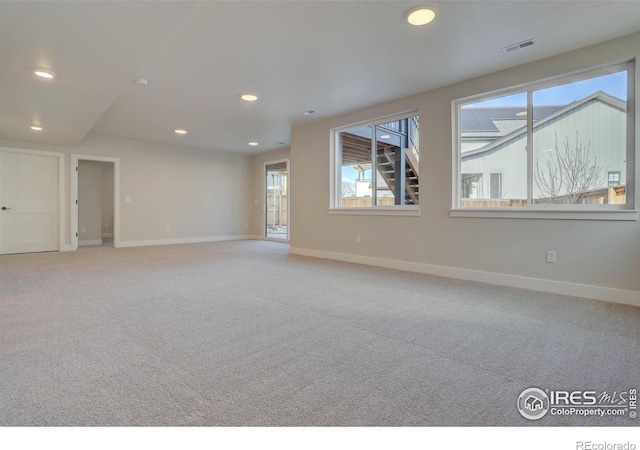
[0,240,638,426]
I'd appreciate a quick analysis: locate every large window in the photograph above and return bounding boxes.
[333,113,419,210]
[454,62,634,213]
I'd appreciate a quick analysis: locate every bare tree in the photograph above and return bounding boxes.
[534,131,604,204]
[341,179,356,197]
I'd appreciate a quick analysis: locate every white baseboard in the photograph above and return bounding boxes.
[117,235,257,249]
[289,247,640,308]
[79,239,103,247]
[60,244,75,252]
[101,233,113,238]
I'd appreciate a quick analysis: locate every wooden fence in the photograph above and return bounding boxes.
[266,194,288,226]
[461,186,626,207]
[460,199,528,207]
[340,197,396,207]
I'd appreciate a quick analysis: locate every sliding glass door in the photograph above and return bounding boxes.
[265,159,289,241]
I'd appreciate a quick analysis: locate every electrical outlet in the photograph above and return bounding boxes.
[546,251,556,263]
[165,226,170,233]
[355,235,361,244]
[125,197,132,203]
[81,227,86,233]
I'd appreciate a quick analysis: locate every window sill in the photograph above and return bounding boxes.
[450,208,638,221]
[329,207,421,217]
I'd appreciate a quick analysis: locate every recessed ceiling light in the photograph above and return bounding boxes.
[135,78,149,85]
[174,129,187,135]
[407,7,436,26]
[302,110,315,116]
[380,134,391,139]
[34,69,56,79]
[30,125,43,131]
[248,141,259,146]
[241,94,258,102]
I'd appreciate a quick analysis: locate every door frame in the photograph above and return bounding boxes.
[263,157,290,242]
[0,146,65,253]
[71,154,120,250]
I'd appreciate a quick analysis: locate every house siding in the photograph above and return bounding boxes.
[461,98,627,200]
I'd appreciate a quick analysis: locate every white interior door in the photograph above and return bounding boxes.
[0,150,59,254]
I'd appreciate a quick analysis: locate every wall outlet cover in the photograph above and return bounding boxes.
[546,251,556,263]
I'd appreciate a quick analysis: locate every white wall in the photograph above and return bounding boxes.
[0,133,254,248]
[289,32,640,303]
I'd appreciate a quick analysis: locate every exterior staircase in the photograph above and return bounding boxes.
[375,141,419,205]
[341,116,419,205]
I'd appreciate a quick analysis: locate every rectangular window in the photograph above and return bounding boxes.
[608,171,621,187]
[461,174,481,199]
[490,173,502,199]
[334,113,419,209]
[454,61,634,213]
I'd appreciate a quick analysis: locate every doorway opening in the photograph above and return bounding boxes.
[264,159,289,241]
[71,155,120,250]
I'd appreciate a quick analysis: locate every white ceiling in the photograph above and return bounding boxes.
[2,1,640,153]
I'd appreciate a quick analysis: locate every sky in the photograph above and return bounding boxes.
[469,71,626,107]
[341,167,370,191]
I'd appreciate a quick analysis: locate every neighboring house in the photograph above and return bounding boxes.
[460,92,626,204]
[355,178,372,198]
[353,169,393,200]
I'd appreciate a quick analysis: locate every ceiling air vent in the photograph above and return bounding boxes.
[502,38,535,54]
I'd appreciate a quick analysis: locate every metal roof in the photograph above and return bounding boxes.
[461,91,626,159]
[461,106,564,132]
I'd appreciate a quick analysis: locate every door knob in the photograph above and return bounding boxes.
[1,206,10,210]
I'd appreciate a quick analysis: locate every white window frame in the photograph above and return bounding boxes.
[452,60,637,221]
[330,110,420,216]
